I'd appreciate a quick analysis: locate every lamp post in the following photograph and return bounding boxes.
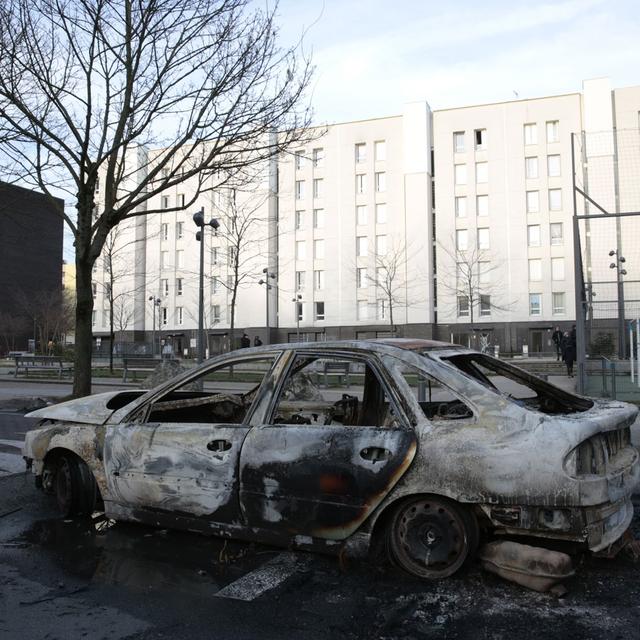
[609,249,628,358]
[193,207,220,364]
[148,296,161,356]
[292,294,302,342]
[258,267,277,345]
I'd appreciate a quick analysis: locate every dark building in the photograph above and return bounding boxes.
[0,182,64,353]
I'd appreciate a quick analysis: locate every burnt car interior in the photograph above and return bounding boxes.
[442,353,593,414]
[272,356,395,427]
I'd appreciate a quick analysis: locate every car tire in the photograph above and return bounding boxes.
[55,454,98,517]
[386,495,479,579]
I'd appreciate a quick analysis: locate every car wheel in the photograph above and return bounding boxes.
[387,496,478,579]
[55,454,98,517]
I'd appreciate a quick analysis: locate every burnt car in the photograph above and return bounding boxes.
[23,339,640,579]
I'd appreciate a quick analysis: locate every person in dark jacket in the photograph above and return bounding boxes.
[240,333,251,348]
[551,326,563,361]
[254,336,263,346]
[561,331,576,377]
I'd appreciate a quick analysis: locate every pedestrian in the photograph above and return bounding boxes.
[240,333,251,348]
[561,331,576,377]
[551,326,563,361]
[254,336,263,346]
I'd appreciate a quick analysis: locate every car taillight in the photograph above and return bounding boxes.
[565,427,631,477]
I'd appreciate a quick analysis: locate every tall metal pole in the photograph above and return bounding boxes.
[265,282,270,344]
[197,207,205,364]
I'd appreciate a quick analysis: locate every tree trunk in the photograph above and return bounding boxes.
[74,255,94,397]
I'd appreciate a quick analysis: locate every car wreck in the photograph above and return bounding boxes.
[22,339,640,580]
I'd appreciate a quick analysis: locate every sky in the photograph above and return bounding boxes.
[276,0,640,123]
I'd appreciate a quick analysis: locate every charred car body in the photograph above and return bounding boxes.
[23,339,640,579]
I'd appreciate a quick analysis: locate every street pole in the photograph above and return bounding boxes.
[609,249,627,359]
[148,296,160,356]
[259,268,277,345]
[292,294,302,342]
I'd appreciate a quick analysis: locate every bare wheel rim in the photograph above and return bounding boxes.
[392,498,469,578]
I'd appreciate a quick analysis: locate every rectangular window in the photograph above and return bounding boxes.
[376,234,387,256]
[356,205,368,226]
[551,257,565,281]
[525,156,539,179]
[357,267,367,288]
[475,128,486,150]
[295,240,306,260]
[295,150,305,170]
[476,195,489,217]
[161,307,168,325]
[212,305,221,322]
[478,261,490,285]
[374,140,386,161]
[160,251,169,269]
[176,250,184,268]
[453,132,465,153]
[356,236,368,257]
[529,293,542,316]
[314,301,325,321]
[313,208,324,228]
[92,310,96,326]
[356,174,366,194]
[213,276,220,293]
[295,270,305,291]
[211,247,218,264]
[313,147,324,167]
[454,164,467,185]
[295,210,304,230]
[102,310,108,327]
[313,178,323,198]
[526,190,540,213]
[314,239,325,259]
[527,225,541,247]
[480,294,491,316]
[455,196,467,218]
[161,195,170,209]
[176,307,183,325]
[161,278,169,296]
[546,120,559,143]
[547,154,561,177]
[457,296,469,317]
[228,246,237,266]
[550,222,563,245]
[524,123,538,145]
[552,292,565,315]
[475,162,488,183]
[549,189,562,211]
[176,221,184,240]
[456,229,468,251]
[377,298,387,320]
[357,300,368,320]
[296,301,304,322]
[375,171,386,192]
[295,180,305,199]
[177,193,185,208]
[91,282,97,297]
[161,223,169,241]
[477,228,490,249]
[375,203,387,224]
[355,143,366,164]
[528,258,542,281]
[227,274,234,290]
[176,278,183,296]
[314,270,325,290]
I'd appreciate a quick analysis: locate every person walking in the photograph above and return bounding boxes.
[551,326,563,361]
[561,331,576,377]
[240,333,251,348]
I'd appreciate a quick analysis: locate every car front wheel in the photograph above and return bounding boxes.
[54,454,99,517]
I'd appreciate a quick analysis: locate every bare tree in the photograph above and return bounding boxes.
[0,0,313,396]
[0,311,29,355]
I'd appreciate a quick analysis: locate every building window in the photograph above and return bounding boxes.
[176,307,183,325]
[314,301,325,321]
[552,292,565,315]
[524,123,538,145]
[102,310,109,327]
[549,189,562,211]
[295,270,305,291]
[525,156,539,179]
[213,276,220,293]
[375,234,387,256]
[176,278,183,296]
[91,282,97,298]
[547,154,561,177]
[177,193,185,208]
[176,250,184,268]
[296,301,303,322]
[355,143,366,164]
[478,261,490,285]
[313,147,324,167]
[212,305,221,322]
[454,164,467,185]
[550,222,563,245]
[295,240,306,260]
[455,196,467,218]
[313,178,323,198]
[356,174,366,194]
[453,132,465,153]
[528,259,542,281]
[161,222,169,240]
[475,162,488,183]
[375,171,386,192]
[374,140,386,161]
[357,300,368,320]
[92,310,96,326]
[357,267,367,288]
[161,278,169,296]
[377,299,387,320]
[551,257,565,281]
[295,210,304,230]
[211,247,218,264]
[295,180,305,200]
[313,208,324,228]
[527,225,541,247]
[227,274,234,290]
[457,296,469,317]
[295,150,305,170]
[480,294,491,316]
[160,251,169,269]
[477,228,490,250]
[176,222,184,240]
[475,129,486,150]
[356,236,368,257]
[456,229,468,251]
[476,195,488,217]
[161,307,168,325]
[376,203,387,224]
[314,270,324,290]
[161,195,170,209]
[546,120,559,143]
[356,205,368,225]
[314,239,325,260]
[529,293,542,316]
[526,190,540,213]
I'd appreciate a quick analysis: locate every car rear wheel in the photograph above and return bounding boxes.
[387,496,478,579]
[55,454,98,517]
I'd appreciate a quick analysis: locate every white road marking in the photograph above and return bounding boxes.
[215,552,311,601]
[0,438,24,449]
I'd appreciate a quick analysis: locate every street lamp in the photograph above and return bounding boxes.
[292,294,302,342]
[258,267,277,345]
[148,296,161,356]
[193,207,220,364]
[609,249,628,358]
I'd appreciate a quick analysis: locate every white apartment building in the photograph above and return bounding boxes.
[89,78,640,356]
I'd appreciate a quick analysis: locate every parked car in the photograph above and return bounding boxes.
[23,339,639,579]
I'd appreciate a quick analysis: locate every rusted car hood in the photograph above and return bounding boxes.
[26,391,125,425]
